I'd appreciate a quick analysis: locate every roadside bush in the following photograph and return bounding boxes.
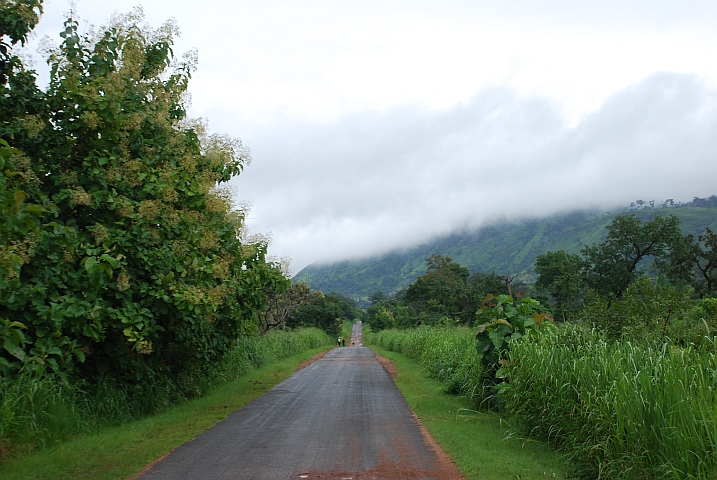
[0,5,288,388]
[579,277,692,342]
[0,371,82,455]
[669,297,717,348]
[224,328,331,378]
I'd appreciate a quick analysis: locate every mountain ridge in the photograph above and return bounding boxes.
[294,204,717,302]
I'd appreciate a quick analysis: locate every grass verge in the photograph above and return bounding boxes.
[368,345,571,480]
[0,345,334,480]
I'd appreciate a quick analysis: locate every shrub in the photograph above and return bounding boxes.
[0,6,288,388]
[579,277,692,342]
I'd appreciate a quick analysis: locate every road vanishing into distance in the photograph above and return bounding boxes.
[138,322,462,480]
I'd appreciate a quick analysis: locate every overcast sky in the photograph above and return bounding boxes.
[26,1,717,272]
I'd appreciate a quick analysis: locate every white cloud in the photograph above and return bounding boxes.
[234,73,717,269]
[24,1,717,270]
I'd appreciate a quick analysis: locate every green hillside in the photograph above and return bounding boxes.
[294,206,717,301]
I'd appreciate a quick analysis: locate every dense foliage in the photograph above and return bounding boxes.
[403,255,511,323]
[474,294,552,380]
[581,214,682,297]
[286,290,364,337]
[370,320,717,480]
[367,212,717,479]
[504,324,717,479]
[0,4,287,387]
[663,227,717,297]
[536,214,717,321]
[368,326,484,400]
[365,255,511,331]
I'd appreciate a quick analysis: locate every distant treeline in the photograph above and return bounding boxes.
[295,204,717,302]
[628,194,717,210]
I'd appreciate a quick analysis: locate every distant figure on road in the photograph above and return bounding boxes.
[342,339,345,347]
[337,337,341,347]
[351,340,354,346]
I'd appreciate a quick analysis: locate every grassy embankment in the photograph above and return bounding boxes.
[506,324,717,479]
[368,325,717,479]
[369,343,569,480]
[0,329,333,480]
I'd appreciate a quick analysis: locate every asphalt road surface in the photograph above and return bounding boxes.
[138,322,461,480]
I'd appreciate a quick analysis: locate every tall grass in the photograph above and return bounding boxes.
[0,371,83,455]
[371,325,717,479]
[369,327,487,404]
[223,327,332,378]
[504,323,717,479]
[0,328,331,459]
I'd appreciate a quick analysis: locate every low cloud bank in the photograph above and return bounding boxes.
[232,72,717,270]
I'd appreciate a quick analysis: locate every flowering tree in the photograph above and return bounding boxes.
[0,3,287,384]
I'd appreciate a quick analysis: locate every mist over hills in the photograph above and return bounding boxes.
[293,201,717,302]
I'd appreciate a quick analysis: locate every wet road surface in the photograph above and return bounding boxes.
[138,322,461,480]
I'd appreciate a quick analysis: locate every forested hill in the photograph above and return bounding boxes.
[293,205,717,301]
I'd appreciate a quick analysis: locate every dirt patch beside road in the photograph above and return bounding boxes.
[375,354,398,379]
[295,350,331,372]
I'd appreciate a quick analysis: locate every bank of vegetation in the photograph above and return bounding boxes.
[3,2,717,478]
[364,213,717,479]
[0,2,343,461]
[1,327,331,459]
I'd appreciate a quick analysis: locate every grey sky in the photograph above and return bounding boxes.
[27,1,717,271]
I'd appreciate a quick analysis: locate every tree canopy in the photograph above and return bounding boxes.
[0,3,287,385]
[661,227,717,298]
[286,291,362,337]
[535,214,716,319]
[385,255,510,328]
[581,214,682,297]
[534,250,583,315]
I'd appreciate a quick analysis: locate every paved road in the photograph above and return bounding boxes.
[138,322,460,480]
[351,320,362,346]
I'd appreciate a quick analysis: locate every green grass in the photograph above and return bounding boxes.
[0,328,331,458]
[370,324,717,479]
[505,324,717,479]
[368,344,571,480]
[368,327,488,404]
[0,345,334,480]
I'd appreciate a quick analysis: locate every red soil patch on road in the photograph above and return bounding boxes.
[292,460,462,479]
[294,425,464,479]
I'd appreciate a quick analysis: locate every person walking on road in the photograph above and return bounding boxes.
[337,337,341,347]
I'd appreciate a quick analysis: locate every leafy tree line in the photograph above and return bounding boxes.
[0,2,288,389]
[535,214,717,320]
[362,213,717,379]
[258,281,365,338]
[628,195,717,210]
[364,254,518,331]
